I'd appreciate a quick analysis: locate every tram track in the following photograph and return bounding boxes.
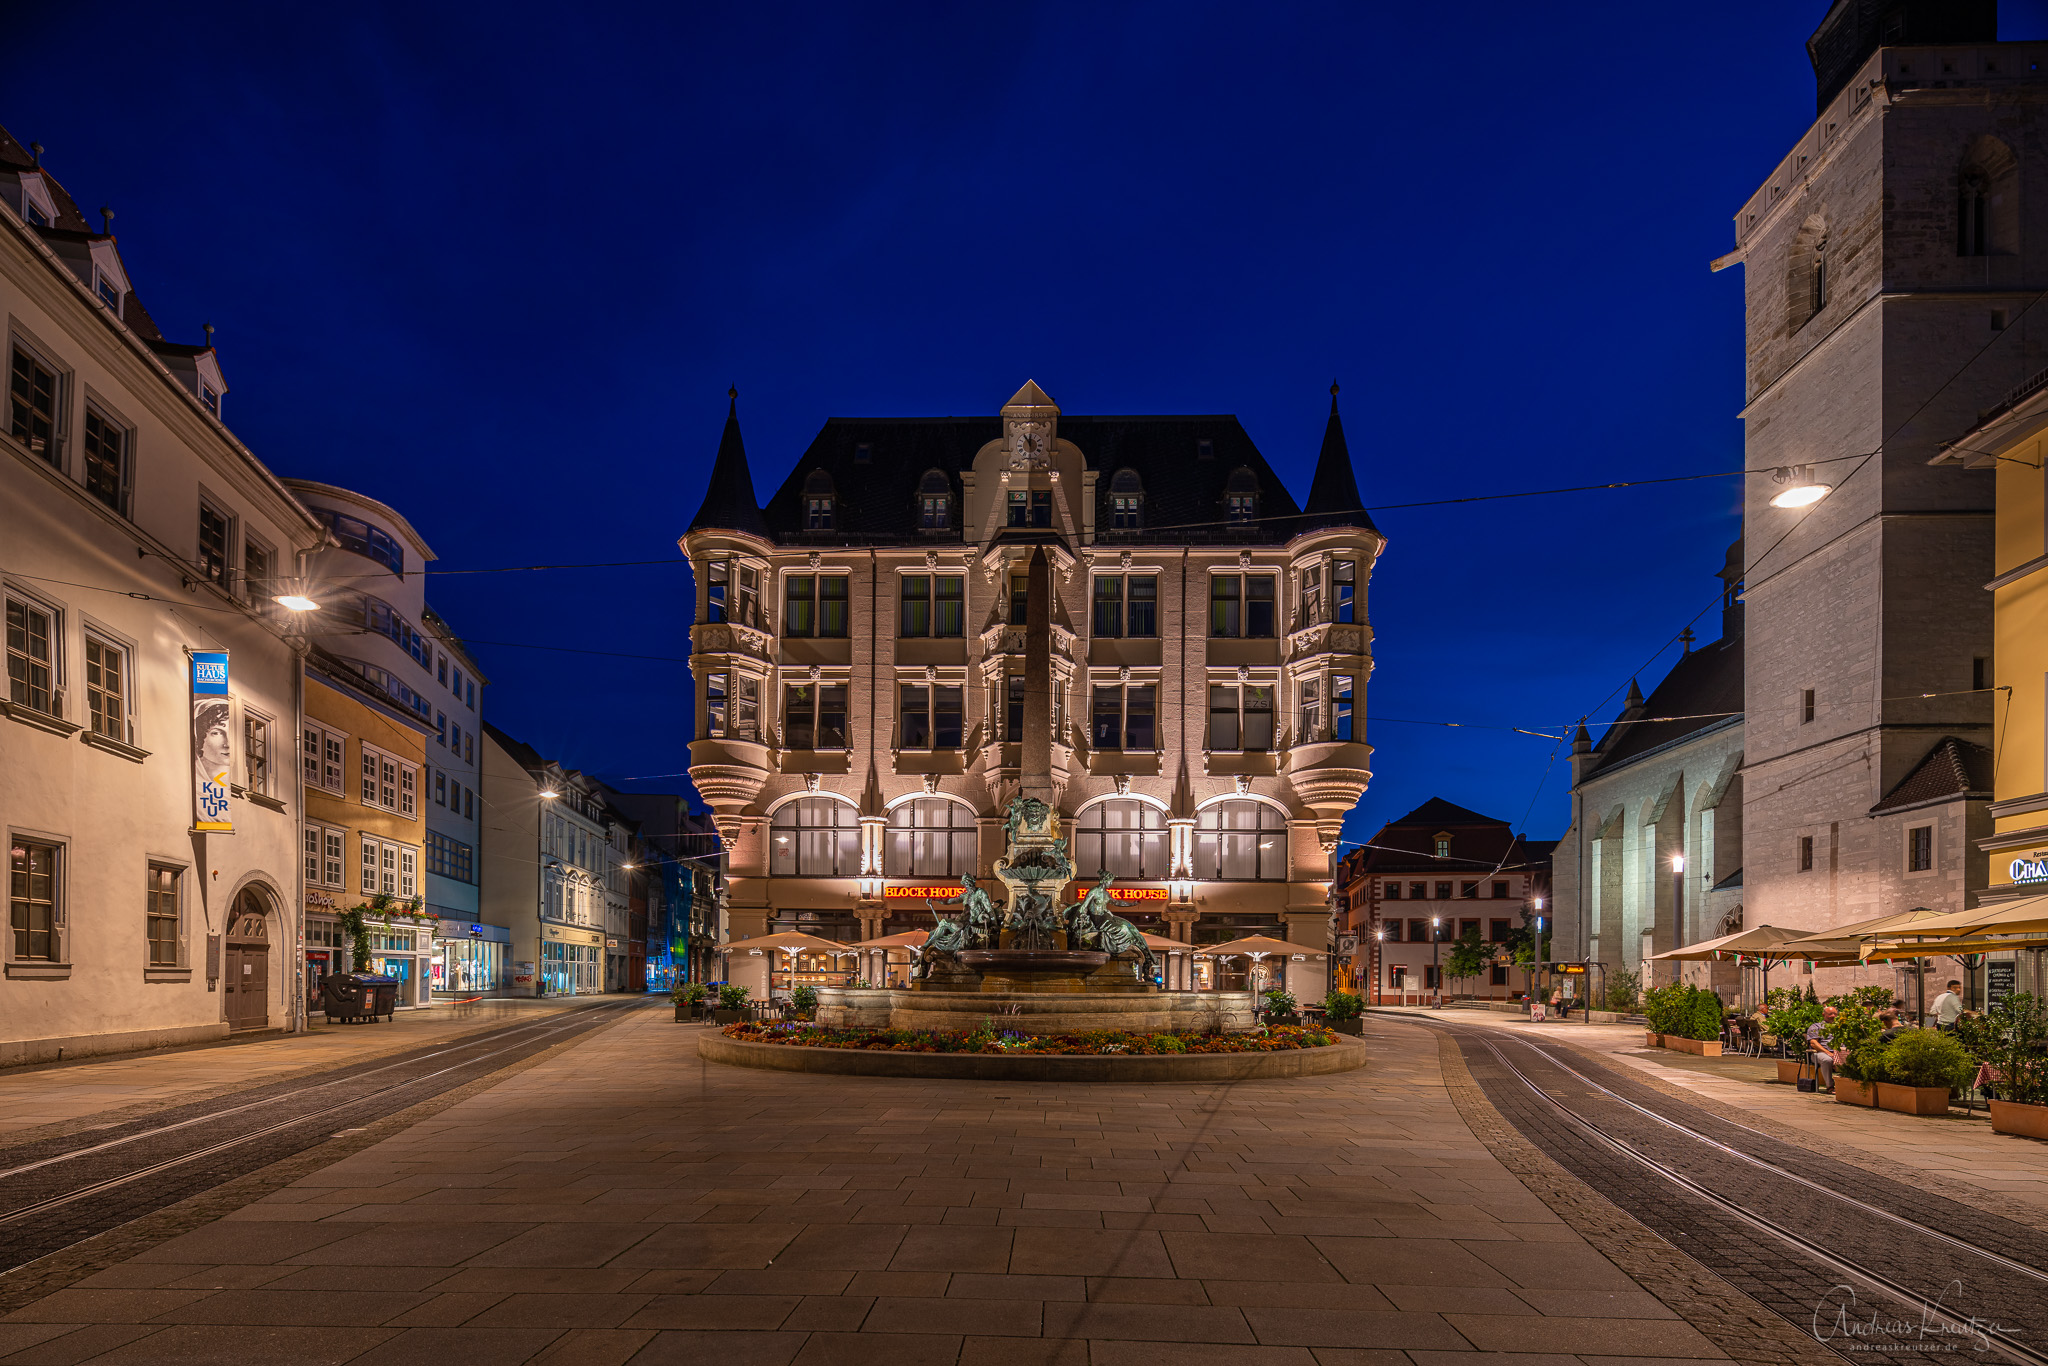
[0,998,645,1274]
[1401,1014,2048,1365]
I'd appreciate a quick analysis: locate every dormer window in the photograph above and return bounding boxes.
[917,469,952,531]
[854,443,873,464]
[1197,440,1214,460]
[1225,467,1260,524]
[801,468,836,529]
[1007,489,1051,528]
[23,200,46,228]
[200,384,220,417]
[1109,468,1144,531]
[94,271,121,314]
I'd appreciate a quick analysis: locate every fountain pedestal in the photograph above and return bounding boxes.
[957,948,1108,994]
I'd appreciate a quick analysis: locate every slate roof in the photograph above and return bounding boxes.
[688,393,770,538]
[1580,632,1743,783]
[1300,387,1379,535]
[688,396,1373,547]
[1353,797,1551,875]
[1868,737,1994,814]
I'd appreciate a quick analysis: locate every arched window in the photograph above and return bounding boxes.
[1109,468,1144,531]
[1959,170,1990,257]
[802,469,835,530]
[1224,467,1260,524]
[883,798,978,877]
[1074,800,1167,879]
[1194,801,1287,881]
[917,469,952,531]
[770,797,859,876]
[1789,215,1829,330]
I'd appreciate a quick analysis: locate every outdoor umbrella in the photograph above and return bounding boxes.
[1645,925,1845,1008]
[1194,934,1326,994]
[856,928,929,985]
[1859,894,2048,940]
[728,930,851,999]
[1138,931,1192,989]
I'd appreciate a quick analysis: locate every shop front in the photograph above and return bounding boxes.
[541,924,605,995]
[366,921,432,1006]
[433,919,511,995]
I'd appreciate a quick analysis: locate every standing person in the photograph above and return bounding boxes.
[1932,979,1964,1031]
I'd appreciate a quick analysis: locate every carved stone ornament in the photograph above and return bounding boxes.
[808,552,821,569]
[808,665,821,682]
[1119,551,1132,569]
[713,816,743,850]
[804,773,822,793]
[925,665,938,683]
[925,550,939,568]
[1118,666,1131,684]
[1236,665,1250,683]
[1235,774,1253,795]
[1113,773,1130,796]
[1239,551,1253,569]
[922,773,941,794]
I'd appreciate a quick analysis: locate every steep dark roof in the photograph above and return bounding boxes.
[1389,798,1508,829]
[1581,634,1743,783]
[1300,386,1378,535]
[688,393,770,538]
[1869,738,1994,814]
[1353,797,1551,877]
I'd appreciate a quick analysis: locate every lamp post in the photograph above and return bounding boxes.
[1431,916,1442,1009]
[1373,928,1384,1007]
[1532,898,1545,1017]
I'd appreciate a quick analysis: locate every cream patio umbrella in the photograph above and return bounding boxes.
[727,930,852,1002]
[857,928,929,986]
[1646,925,1855,1009]
[1195,933,1328,995]
[1137,931,1194,990]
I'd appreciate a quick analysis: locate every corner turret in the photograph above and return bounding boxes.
[688,388,770,539]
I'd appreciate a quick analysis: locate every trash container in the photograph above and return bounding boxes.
[322,972,399,1024]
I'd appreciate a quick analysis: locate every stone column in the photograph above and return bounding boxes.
[1022,546,1054,805]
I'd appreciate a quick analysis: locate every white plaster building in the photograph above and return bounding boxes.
[0,127,326,1060]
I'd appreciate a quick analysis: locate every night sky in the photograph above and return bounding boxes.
[13,2,2045,849]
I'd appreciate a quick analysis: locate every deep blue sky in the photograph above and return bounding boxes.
[13,2,2045,847]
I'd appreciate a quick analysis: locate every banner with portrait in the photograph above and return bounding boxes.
[190,651,233,833]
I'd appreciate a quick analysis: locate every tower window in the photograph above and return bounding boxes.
[1960,171,1989,256]
[1007,489,1052,528]
[805,497,833,529]
[854,442,872,464]
[1810,235,1829,315]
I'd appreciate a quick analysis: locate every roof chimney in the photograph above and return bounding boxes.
[98,205,114,236]
[29,142,43,167]
[203,322,215,351]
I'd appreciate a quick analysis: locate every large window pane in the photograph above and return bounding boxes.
[1210,577,1239,637]
[817,685,847,750]
[784,685,814,750]
[1209,686,1239,751]
[819,576,848,637]
[901,684,930,749]
[935,577,963,637]
[1092,686,1122,750]
[785,575,814,637]
[1006,676,1025,742]
[1248,576,1275,637]
[1093,577,1122,638]
[884,799,976,877]
[934,686,963,748]
[1125,686,1155,751]
[901,575,930,637]
[1127,576,1157,637]
[1243,686,1273,751]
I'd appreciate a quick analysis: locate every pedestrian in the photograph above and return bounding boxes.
[1877,1009,1909,1043]
[1932,979,1965,1031]
[1806,1005,1837,1091]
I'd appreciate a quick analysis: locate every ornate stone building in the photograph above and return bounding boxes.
[681,381,1380,995]
[1720,5,2019,976]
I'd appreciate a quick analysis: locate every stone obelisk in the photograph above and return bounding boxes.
[1021,546,1054,804]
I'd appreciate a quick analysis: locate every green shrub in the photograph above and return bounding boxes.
[1642,983,1688,1035]
[1321,990,1363,1022]
[1822,1003,1885,1081]
[1948,1011,1995,1063]
[790,985,819,1017]
[1261,988,1298,1018]
[1763,995,1822,1046]
[1877,1028,1975,1092]
[1603,968,1642,1013]
[1674,986,1726,1042]
[1150,1034,1187,1053]
[1982,993,2048,1106]
[717,984,751,1011]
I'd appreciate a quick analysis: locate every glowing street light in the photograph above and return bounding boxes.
[274,594,320,612]
[1768,465,1831,509]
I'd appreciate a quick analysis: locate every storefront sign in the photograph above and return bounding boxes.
[885,885,966,900]
[2010,854,2048,884]
[189,651,233,833]
[306,892,339,909]
[1068,885,1170,901]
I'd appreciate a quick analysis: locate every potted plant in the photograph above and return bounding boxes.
[672,982,709,1022]
[1642,984,1723,1055]
[1640,983,1682,1047]
[1872,1027,1972,1115]
[1321,989,1364,1036]
[1260,988,1300,1027]
[1764,991,1823,1083]
[1822,1003,1884,1105]
[1981,992,2048,1139]
[789,984,819,1021]
[713,983,751,1025]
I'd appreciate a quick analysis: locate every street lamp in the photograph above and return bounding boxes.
[1768,465,1832,509]
[274,594,319,612]
[1431,916,1442,1009]
[1373,928,1384,1008]
[1532,898,1545,1018]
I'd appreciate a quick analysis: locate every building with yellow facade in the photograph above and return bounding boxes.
[1933,382,2048,1004]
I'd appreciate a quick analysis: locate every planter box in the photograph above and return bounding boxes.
[1875,1083,1952,1116]
[1661,1036,1722,1057]
[712,1009,743,1025]
[1775,1059,1814,1086]
[1331,1018,1363,1036]
[1989,1099,2048,1141]
[674,1004,688,1022]
[1644,1032,1662,1047]
[1835,1077,1878,1106]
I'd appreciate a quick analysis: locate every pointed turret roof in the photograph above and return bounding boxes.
[688,389,769,538]
[1004,379,1058,411]
[1300,382,1378,535]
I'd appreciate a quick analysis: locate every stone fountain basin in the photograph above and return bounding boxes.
[956,950,1109,975]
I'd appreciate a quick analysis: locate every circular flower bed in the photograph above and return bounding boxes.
[720,1022,1338,1055]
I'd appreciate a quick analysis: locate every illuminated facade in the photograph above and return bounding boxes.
[681,381,1381,996]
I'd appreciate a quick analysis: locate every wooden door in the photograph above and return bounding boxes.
[227,946,268,1030]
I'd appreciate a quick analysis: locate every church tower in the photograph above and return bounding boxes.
[1725,5,2019,950]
